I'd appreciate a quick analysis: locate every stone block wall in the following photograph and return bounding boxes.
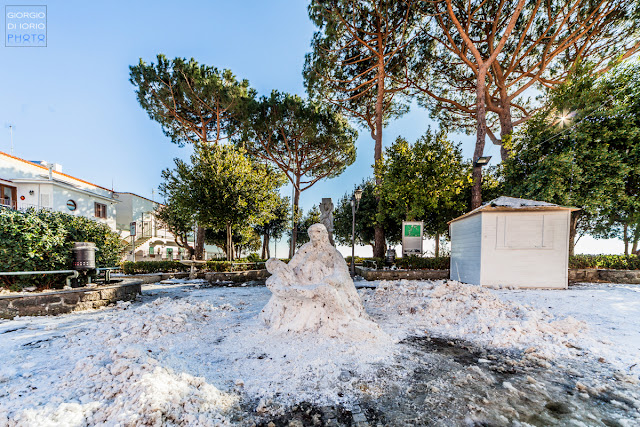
[569,269,640,284]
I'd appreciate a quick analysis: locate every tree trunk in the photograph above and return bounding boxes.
[623,223,629,255]
[226,222,233,261]
[373,48,386,259]
[262,232,270,260]
[632,226,639,255]
[435,232,440,258]
[498,104,513,161]
[195,225,205,260]
[471,68,488,210]
[569,212,579,257]
[289,179,301,258]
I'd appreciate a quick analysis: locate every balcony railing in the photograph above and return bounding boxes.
[0,201,51,212]
[0,200,16,210]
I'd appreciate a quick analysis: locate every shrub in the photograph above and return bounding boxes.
[0,208,124,290]
[247,253,264,262]
[569,254,640,270]
[205,260,232,272]
[121,261,190,275]
[396,256,450,270]
[204,260,266,272]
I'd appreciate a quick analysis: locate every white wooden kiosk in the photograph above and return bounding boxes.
[449,196,578,289]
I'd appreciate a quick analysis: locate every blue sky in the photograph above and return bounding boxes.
[0,0,622,255]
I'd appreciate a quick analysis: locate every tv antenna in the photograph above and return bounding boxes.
[8,125,14,155]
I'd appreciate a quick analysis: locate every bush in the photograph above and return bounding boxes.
[396,256,450,270]
[569,254,640,270]
[121,261,190,275]
[205,260,266,272]
[0,208,124,290]
[205,260,232,272]
[246,253,264,262]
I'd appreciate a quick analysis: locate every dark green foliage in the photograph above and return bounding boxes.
[160,145,287,260]
[205,261,233,272]
[121,261,189,275]
[0,209,124,289]
[377,130,472,238]
[253,195,290,259]
[204,260,266,272]
[501,60,640,252]
[395,256,450,271]
[569,255,640,270]
[354,256,450,270]
[130,55,254,147]
[241,91,356,252]
[246,253,263,263]
[334,179,401,252]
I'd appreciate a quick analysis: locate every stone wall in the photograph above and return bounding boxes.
[356,267,449,281]
[569,269,640,284]
[0,280,142,319]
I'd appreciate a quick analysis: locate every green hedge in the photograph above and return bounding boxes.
[205,260,267,272]
[121,261,190,275]
[396,256,450,270]
[205,261,232,272]
[0,208,124,290]
[354,256,450,270]
[569,255,640,270]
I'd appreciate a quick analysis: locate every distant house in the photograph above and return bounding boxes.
[449,196,578,289]
[0,151,119,230]
[115,192,186,262]
[114,192,223,261]
[0,151,223,262]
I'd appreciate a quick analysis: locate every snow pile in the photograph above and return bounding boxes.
[363,280,587,358]
[9,353,238,426]
[1,298,240,426]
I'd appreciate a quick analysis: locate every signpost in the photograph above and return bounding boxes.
[402,221,423,256]
[130,222,136,262]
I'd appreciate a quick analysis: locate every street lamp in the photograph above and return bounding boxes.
[474,156,492,167]
[350,188,363,276]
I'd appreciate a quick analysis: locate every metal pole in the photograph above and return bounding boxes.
[9,125,13,155]
[351,197,356,276]
[131,235,135,262]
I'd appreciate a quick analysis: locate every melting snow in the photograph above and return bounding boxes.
[0,279,638,425]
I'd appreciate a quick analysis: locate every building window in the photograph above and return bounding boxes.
[67,200,77,211]
[0,184,16,209]
[149,246,154,255]
[167,248,173,260]
[94,202,107,219]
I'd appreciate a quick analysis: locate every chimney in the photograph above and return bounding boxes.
[48,164,53,180]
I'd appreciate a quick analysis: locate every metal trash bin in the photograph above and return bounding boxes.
[385,248,396,266]
[72,242,98,271]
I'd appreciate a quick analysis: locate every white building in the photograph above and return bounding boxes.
[1,151,223,262]
[0,151,119,230]
[449,196,578,289]
[115,192,187,262]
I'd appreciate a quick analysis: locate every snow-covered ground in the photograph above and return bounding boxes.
[0,279,638,426]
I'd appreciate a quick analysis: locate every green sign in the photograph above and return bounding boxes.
[404,224,421,237]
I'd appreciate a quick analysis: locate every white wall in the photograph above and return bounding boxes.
[450,214,482,285]
[51,186,117,230]
[480,211,570,289]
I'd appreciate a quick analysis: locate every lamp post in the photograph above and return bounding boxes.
[350,188,363,276]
